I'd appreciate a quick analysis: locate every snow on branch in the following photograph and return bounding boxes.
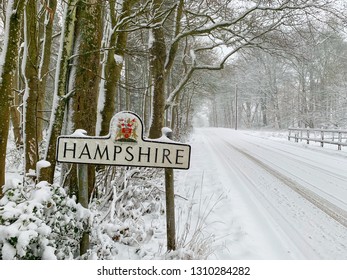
[111,0,152,34]
[164,0,341,74]
[165,8,290,109]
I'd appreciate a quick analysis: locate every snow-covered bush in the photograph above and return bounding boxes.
[88,167,217,260]
[87,167,166,259]
[0,179,90,259]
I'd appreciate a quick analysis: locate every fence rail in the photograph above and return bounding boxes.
[288,128,347,150]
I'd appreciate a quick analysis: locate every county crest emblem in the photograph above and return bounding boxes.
[115,117,138,142]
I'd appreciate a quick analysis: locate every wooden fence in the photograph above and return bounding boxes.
[288,128,347,150]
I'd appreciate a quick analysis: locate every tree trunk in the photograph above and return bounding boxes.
[99,0,138,136]
[37,0,57,144]
[185,92,194,130]
[125,55,131,111]
[23,0,40,174]
[260,96,268,127]
[71,0,102,198]
[148,27,166,138]
[42,0,78,183]
[10,92,22,147]
[148,0,167,139]
[0,0,24,194]
[148,0,184,139]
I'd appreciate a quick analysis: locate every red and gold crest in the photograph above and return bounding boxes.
[115,117,138,142]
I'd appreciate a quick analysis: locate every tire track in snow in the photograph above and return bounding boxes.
[225,141,347,228]
[244,138,347,182]
[204,133,317,258]
[242,140,347,209]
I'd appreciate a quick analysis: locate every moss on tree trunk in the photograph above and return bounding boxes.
[72,0,102,198]
[148,0,167,139]
[0,1,24,194]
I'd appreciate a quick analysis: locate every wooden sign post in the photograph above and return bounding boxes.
[163,129,176,250]
[77,163,89,255]
[56,111,191,252]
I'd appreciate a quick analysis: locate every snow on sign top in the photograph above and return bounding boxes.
[56,111,191,169]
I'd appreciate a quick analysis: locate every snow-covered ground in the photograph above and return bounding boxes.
[2,127,346,261]
[176,127,347,259]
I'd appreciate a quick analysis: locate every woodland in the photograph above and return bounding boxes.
[0,0,346,259]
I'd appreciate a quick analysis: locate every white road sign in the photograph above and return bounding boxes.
[56,111,191,169]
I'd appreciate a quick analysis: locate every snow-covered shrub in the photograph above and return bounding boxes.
[88,167,166,259]
[0,179,90,259]
[88,167,218,260]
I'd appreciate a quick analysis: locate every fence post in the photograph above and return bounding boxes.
[321,131,324,147]
[307,130,310,144]
[338,132,342,151]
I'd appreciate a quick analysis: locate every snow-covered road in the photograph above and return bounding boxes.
[176,128,347,259]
